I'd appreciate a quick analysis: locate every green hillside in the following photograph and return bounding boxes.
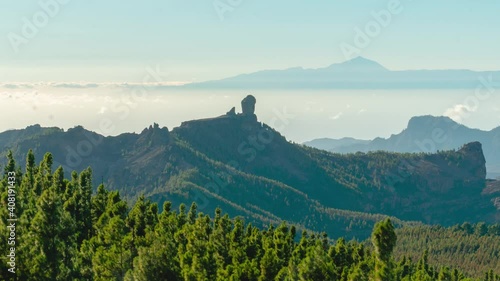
[0,97,498,240]
[1,155,498,280]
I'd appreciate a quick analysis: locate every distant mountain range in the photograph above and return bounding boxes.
[1,97,499,238]
[183,57,500,89]
[304,115,500,178]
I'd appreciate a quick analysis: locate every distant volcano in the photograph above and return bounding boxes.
[183,57,500,89]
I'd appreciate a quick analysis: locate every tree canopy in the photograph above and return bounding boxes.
[0,151,498,280]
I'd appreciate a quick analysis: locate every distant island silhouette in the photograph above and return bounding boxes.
[181,57,500,89]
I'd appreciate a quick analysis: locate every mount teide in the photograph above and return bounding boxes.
[182,57,500,89]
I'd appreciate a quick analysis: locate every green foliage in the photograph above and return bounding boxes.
[372,218,397,263]
[372,218,397,281]
[393,223,500,279]
[0,151,498,281]
[4,120,493,244]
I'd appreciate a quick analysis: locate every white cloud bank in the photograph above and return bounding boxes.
[443,104,476,122]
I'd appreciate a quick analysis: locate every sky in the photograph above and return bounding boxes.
[1,0,500,83]
[1,1,500,143]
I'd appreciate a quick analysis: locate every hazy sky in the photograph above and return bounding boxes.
[1,0,500,83]
[1,1,500,143]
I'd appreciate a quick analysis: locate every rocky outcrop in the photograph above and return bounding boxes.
[175,96,275,159]
[241,95,256,115]
[364,141,492,224]
[180,95,259,129]
[309,115,500,178]
[457,141,487,180]
[136,123,170,147]
[226,107,236,116]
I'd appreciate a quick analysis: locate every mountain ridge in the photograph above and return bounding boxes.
[304,115,500,178]
[182,57,500,89]
[0,96,498,238]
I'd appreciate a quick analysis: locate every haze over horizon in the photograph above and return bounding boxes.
[2,1,500,83]
[1,88,500,144]
[4,56,500,89]
[1,1,499,143]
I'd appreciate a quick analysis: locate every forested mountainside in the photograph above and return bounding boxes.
[0,156,499,280]
[0,97,498,240]
[304,115,500,179]
[392,223,500,279]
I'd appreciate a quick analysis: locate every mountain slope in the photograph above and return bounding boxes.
[0,96,498,238]
[182,57,500,89]
[304,115,500,178]
[392,223,500,279]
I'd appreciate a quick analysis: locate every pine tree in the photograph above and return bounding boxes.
[34,153,53,196]
[230,217,246,264]
[297,240,337,281]
[258,247,280,281]
[372,218,397,281]
[131,233,181,280]
[18,150,36,216]
[28,165,77,280]
[92,184,109,232]
[93,216,132,280]
[438,266,453,281]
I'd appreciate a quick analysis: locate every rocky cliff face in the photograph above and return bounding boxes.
[175,94,279,169]
[309,115,500,178]
[411,142,486,194]
[458,142,487,179]
[136,123,170,148]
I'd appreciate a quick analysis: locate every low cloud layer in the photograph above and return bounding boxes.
[444,104,476,122]
[0,81,189,90]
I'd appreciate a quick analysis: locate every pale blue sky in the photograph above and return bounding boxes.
[1,0,500,83]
